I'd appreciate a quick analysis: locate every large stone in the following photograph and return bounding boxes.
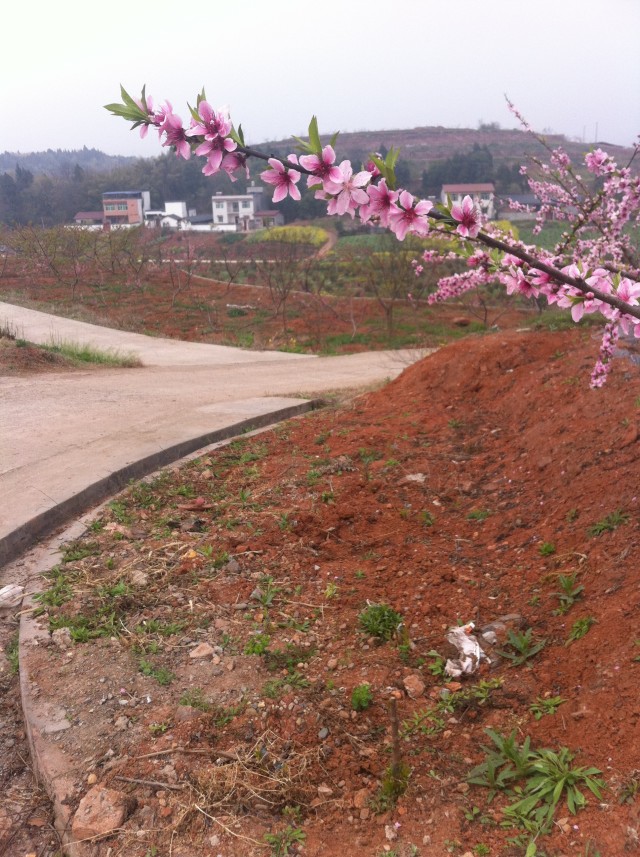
[71,785,132,841]
[188,642,215,659]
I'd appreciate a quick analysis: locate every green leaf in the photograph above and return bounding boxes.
[308,115,322,154]
[196,87,207,105]
[329,130,340,148]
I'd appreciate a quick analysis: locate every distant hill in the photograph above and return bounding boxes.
[0,147,138,176]
[263,124,633,173]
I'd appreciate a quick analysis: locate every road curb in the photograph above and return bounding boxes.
[15,398,323,855]
[2,399,322,568]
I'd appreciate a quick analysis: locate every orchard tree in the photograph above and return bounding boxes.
[106,87,640,386]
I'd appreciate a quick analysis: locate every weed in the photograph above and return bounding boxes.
[497,628,546,666]
[618,772,640,804]
[277,513,293,531]
[61,541,98,563]
[256,576,281,607]
[6,634,19,674]
[179,688,210,711]
[44,337,141,367]
[354,570,366,579]
[372,761,411,812]
[88,519,105,533]
[212,701,245,727]
[97,580,131,599]
[467,509,491,522]
[588,509,629,536]
[448,418,463,429]
[262,673,309,698]
[245,633,271,655]
[324,581,339,599]
[149,722,170,736]
[566,508,579,522]
[426,649,447,677]
[135,619,186,637]
[358,602,403,641]
[321,490,334,504]
[468,730,604,836]
[529,696,566,720]
[474,845,491,857]
[34,577,73,608]
[553,572,584,614]
[176,484,196,499]
[263,825,306,857]
[108,500,131,524]
[538,541,556,557]
[351,684,373,711]
[138,659,174,686]
[566,616,596,645]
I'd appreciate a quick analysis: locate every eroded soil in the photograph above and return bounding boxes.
[20,327,640,857]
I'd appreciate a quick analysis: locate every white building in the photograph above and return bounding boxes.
[211,182,284,232]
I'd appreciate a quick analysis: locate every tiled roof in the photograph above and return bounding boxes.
[442,183,495,193]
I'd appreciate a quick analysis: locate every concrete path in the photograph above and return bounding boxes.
[0,302,420,564]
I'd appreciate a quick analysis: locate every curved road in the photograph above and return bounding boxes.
[0,302,422,563]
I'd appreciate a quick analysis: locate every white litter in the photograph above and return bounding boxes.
[0,584,24,612]
[444,622,491,677]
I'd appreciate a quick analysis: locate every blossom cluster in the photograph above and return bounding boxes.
[107,87,640,386]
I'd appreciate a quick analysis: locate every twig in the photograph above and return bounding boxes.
[114,776,184,791]
[194,804,265,847]
[133,747,240,762]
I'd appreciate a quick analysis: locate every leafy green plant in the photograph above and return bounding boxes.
[588,509,629,536]
[263,825,306,857]
[529,696,566,720]
[468,730,604,837]
[135,619,185,637]
[497,628,546,665]
[426,649,447,676]
[351,684,373,711]
[138,659,174,686]
[179,688,210,711]
[108,500,131,524]
[553,573,584,614]
[324,581,339,599]
[538,541,556,557]
[244,633,271,655]
[503,745,604,831]
[420,510,435,527]
[566,616,596,645]
[6,634,19,674]
[467,509,491,522]
[358,602,403,641]
[255,576,281,607]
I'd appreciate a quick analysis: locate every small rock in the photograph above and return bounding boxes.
[130,570,148,587]
[385,824,398,841]
[317,783,333,797]
[327,658,339,670]
[403,673,425,699]
[87,773,97,785]
[51,627,73,649]
[318,727,329,740]
[224,558,240,573]
[353,788,370,809]
[189,642,215,660]
[71,786,132,840]
[359,808,370,820]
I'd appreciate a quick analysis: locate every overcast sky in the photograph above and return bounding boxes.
[2,0,639,158]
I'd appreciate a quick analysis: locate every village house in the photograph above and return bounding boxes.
[211,182,284,232]
[101,190,151,226]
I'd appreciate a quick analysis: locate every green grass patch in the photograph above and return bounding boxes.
[42,337,142,367]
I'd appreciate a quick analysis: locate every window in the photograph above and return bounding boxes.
[117,204,128,211]
[217,215,224,222]
[232,203,239,212]
[215,202,224,208]
[241,200,250,208]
